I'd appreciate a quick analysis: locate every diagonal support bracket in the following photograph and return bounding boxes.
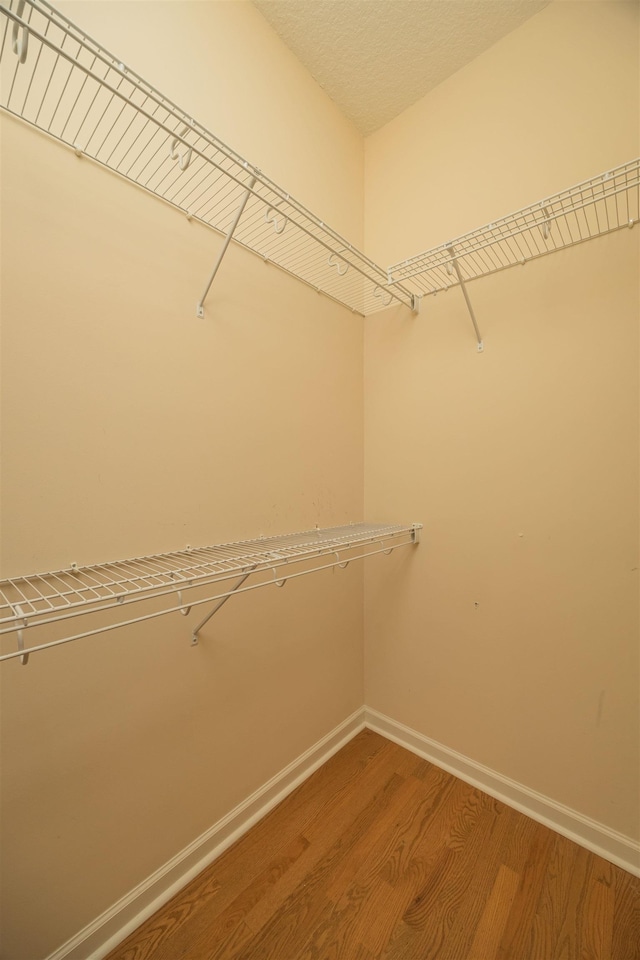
[446,245,484,352]
[196,175,257,318]
[190,569,255,645]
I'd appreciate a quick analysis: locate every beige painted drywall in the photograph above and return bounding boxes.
[365,0,639,265]
[2,1,639,957]
[54,0,364,243]
[0,3,364,958]
[364,0,640,839]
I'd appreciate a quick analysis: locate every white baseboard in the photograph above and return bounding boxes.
[48,703,639,960]
[47,707,366,960]
[364,706,640,879]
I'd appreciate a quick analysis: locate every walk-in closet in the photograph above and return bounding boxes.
[1,1,638,957]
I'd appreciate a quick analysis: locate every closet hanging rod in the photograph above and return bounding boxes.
[0,522,422,663]
[388,158,640,297]
[0,0,418,316]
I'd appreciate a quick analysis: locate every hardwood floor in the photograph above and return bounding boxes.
[106,730,640,960]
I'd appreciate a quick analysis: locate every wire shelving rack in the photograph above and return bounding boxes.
[0,0,418,317]
[0,3,636,656]
[1,0,637,322]
[388,159,640,297]
[0,523,422,663]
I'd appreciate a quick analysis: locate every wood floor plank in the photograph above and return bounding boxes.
[242,742,424,935]
[382,785,504,959]
[328,763,455,899]
[526,831,589,959]
[163,744,421,960]
[580,858,614,960]
[611,859,640,960]
[104,729,387,960]
[106,732,640,960]
[495,820,558,960]
[103,870,223,960]
[497,803,542,874]
[142,741,410,960]
[467,863,521,959]
[432,800,516,959]
[230,771,429,960]
[153,834,311,960]
[296,769,457,960]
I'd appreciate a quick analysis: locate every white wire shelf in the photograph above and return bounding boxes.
[0,0,417,317]
[0,522,422,662]
[388,158,640,297]
[2,0,636,320]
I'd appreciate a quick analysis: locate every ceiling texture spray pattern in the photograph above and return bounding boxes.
[253,0,550,136]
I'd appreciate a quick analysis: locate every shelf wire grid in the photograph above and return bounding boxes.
[388,159,640,297]
[0,523,421,660]
[0,0,415,316]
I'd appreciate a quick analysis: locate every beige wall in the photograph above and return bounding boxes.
[2,1,639,957]
[54,0,364,242]
[0,3,364,958]
[364,0,639,839]
[365,0,639,265]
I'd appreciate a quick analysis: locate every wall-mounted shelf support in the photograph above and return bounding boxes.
[190,569,254,645]
[388,160,640,316]
[0,523,422,663]
[196,174,257,318]
[2,2,637,337]
[11,0,27,61]
[15,604,28,665]
[447,246,484,352]
[0,0,418,317]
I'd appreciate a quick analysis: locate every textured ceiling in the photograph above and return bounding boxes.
[253,0,550,136]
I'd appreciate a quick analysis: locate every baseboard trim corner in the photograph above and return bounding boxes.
[364,706,640,879]
[47,706,366,960]
[45,702,639,959]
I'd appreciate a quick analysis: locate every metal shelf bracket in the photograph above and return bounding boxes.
[447,246,484,352]
[0,0,419,317]
[190,569,254,645]
[196,174,257,318]
[0,523,422,663]
[388,159,640,340]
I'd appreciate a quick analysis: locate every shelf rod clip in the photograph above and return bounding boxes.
[446,246,483,352]
[540,206,553,241]
[15,604,29,665]
[373,285,393,307]
[265,203,287,234]
[11,0,29,64]
[328,254,349,276]
[176,590,191,617]
[196,174,257,318]
[169,123,194,171]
